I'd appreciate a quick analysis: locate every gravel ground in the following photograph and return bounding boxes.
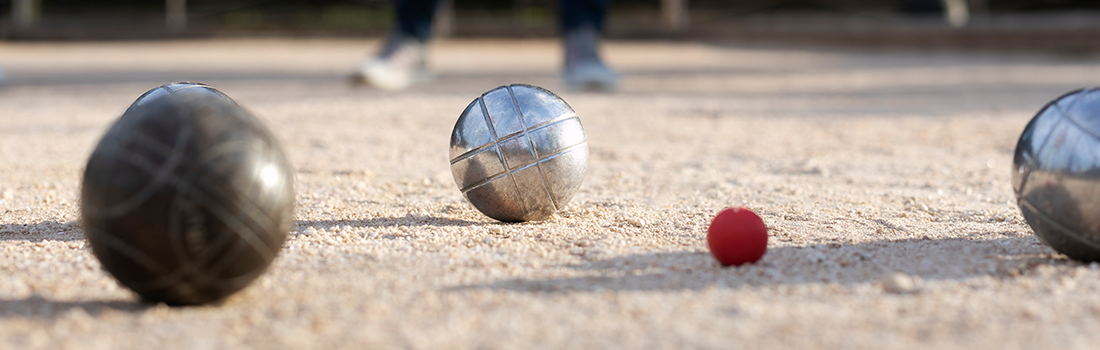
[2,38,1100,349]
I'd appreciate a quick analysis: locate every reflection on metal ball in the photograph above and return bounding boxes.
[82,85,295,305]
[1014,87,1100,261]
[449,84,588,222]
[125,82,237,115]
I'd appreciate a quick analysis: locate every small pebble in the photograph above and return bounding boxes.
[880,273,916,294]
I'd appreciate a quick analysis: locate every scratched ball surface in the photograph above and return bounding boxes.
[81,87,294,305]
[449,84,588,222]
[1014,87,1100,262]
[707,207,768,267]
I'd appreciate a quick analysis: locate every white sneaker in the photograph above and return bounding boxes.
[562,27,619,92]
[563,59,618,92]
[354,35,431,91]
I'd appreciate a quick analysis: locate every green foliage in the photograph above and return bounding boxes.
[217,5,392,31]
[320,5,392,30]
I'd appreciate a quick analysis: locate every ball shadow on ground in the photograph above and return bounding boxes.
[297,214,483,230]
[1,214,485,243]
[0,222,84,242]
[455,235,1070,293]
[0,296,146,318]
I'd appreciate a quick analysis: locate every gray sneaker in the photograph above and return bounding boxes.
[562,27,619,92]
[354,34,432,91]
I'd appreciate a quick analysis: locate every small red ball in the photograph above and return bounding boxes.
[707,207,768,266]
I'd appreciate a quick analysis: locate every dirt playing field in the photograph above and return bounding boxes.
[2,38,1100,349]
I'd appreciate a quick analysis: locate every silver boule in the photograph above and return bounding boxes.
[449,84,588,222]
[1014,87,1100,261]
[126,82,237,115]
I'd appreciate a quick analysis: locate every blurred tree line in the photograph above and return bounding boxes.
[1,0,1096,14]
[0,0,1097,39]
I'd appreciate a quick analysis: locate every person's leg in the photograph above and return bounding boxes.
[559,0,618,91]
[355,0,440,90]
[395,0,440,44]
[559,0,608,34]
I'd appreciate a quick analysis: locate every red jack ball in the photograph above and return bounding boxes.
[707,207,768,266]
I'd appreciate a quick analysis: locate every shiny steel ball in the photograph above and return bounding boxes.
[449,84,588,222]
[124,82,237,115]
[82,86,294,305]
[1014,87,1100,261]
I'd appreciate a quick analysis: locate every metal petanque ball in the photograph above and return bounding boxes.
[82,86,295,305]
[1014,87,1100,261]
[449,84,588,222]
[124,82,237,115]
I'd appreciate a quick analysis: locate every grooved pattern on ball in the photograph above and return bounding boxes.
[449,100,494,160]
[82,91,294,305]
[1014,87,1100,261]
[449,84,587,222]
[513,85,575,127]
[1013,104,1064,192]
[498,135,537,171]
[451,147,506,189]
[483,88,525,138]
[1064,90,1100,136]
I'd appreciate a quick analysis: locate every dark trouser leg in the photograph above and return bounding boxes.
[559,0,610,34]
[559,0,617,90]
[899,0,943,13]
[358,0,435,90]
[395,0,440,43]
[560,0,610,64]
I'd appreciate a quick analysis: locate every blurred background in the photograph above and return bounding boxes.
[0,0,1099,51]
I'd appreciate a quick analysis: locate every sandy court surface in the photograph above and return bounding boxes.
[2,38,1100,349]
